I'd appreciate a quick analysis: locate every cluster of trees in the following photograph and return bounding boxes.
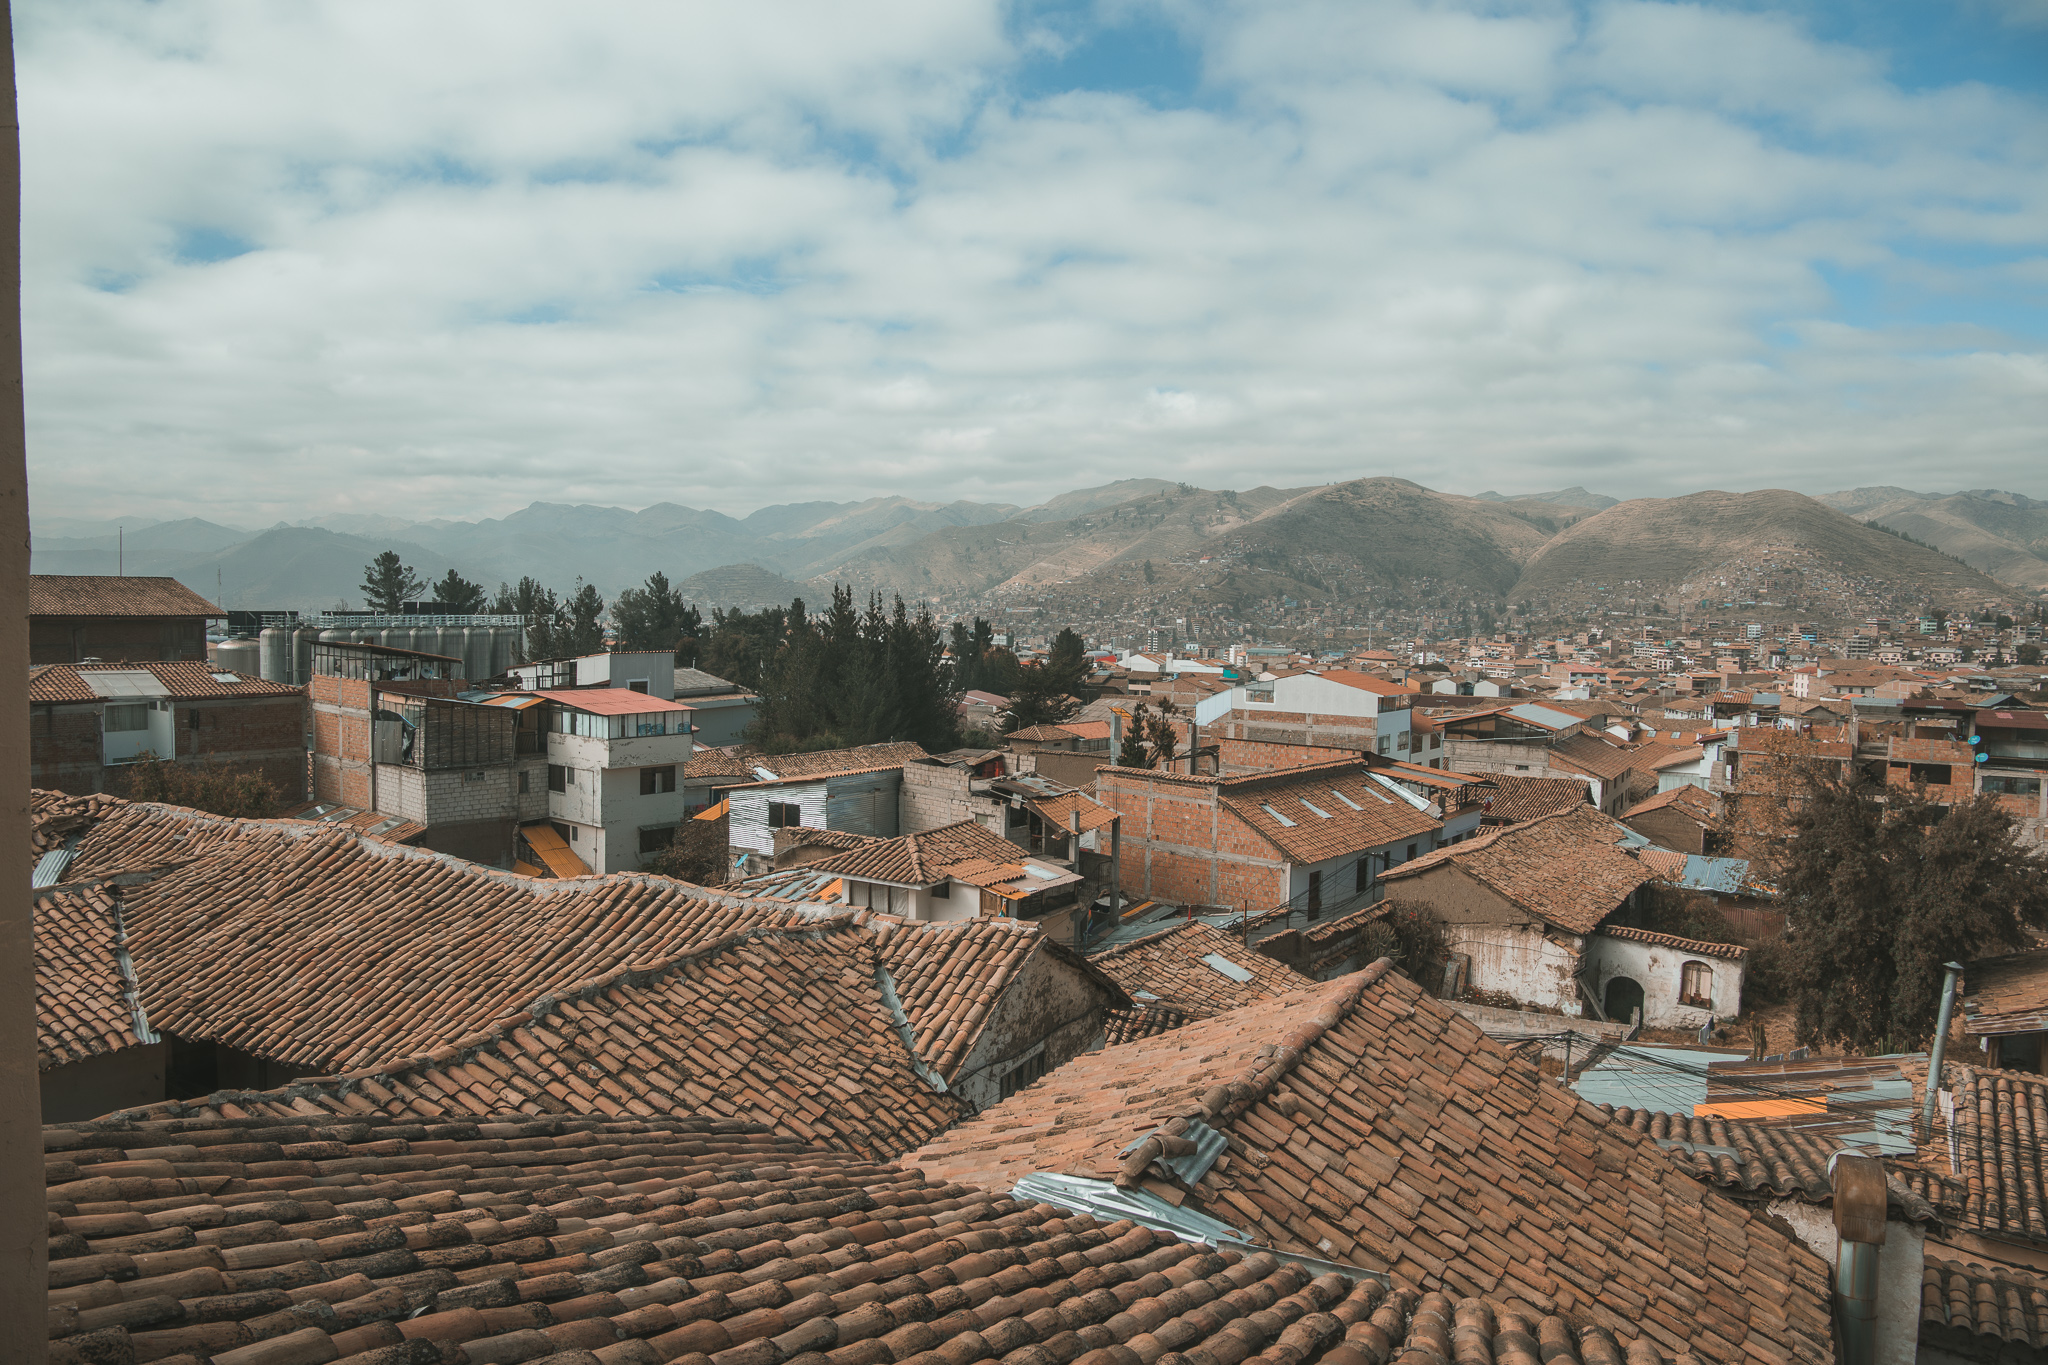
[1782,776,2048,1052]
[1115,700,1182,768]
[358,553,1105,752]
[747,588,955,753]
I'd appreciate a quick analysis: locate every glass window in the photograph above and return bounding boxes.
[547,764,566,792]
[640,765,677,795]
[518,770,530,794]
[1680,960,1713,1007]
[768,801,802,829]
[105,704,150,733]
[999,1051,1047,1100]
[638,825,676,854]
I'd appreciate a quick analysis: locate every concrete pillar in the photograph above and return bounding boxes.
[0,3,50,1351]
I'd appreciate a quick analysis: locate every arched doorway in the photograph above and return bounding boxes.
[1604,975,1646,1026]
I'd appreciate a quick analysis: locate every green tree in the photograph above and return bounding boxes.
[1785,777,2048,1051]
[492,577,560,660]
[429,568,488,613]
[2019,643,2042,666]
[1147,699,1182,767]
[561,580,608,655]
[1117,704,1153,767]
[1143,560,1156,584]
[360,551,423,613]
[613,571,703,657]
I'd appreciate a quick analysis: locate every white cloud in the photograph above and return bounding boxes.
[16,0,2048,525]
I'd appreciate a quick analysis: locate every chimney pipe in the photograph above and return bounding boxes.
[1920,961,1963,1141]
[1830,1153,1887,1365]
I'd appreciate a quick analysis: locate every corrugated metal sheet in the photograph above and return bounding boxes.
[826,770,902,839]
[33,847,75,889]
[1119,1119,1230,1185]
[1010,1173,1247,1245]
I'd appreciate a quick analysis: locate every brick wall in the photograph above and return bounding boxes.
[31,616,206,665]
[32,695,307,801]
[1209,708,1378,753]
[1214,736,1357,776]
[28,705,104,793]
[1095,771,1288,913]
[311,674,373,807]
[901,763,979,833]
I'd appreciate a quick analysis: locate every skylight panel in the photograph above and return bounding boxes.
[1299,799,1333,819]
[1330,789,1364,811]
[1201,953,1255,983]
[1260,803,1297,827]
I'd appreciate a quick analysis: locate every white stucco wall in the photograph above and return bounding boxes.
[1766,1200,1922,1365]
[1584,934,1743,1027]
[1450,925,1584,1015]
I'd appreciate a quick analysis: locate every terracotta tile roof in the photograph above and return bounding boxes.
[906,966,1835,1360]
[1006,724,1077,742]
[874,917,1087,1081]
[1103,1002,1193,1044]
[28,662,301,704]
[1620,784,1719,823]
[1923,1255,2048,1348]
[1316,668,1413,696]
[118,923,970,1160]
[696,741,930,783]
[278,802,428,846]
[1598,1106,1936,1219]
[1380,805,1657,935]
[1596,924,1747,960]
[1635,847,1691,883]
[1216,764,1440,863]
[29,573,220,617]
[34,791,266,882]
[807,819,1028,887]
[1947,1064,2048,1243]
[1027,789,1119,837]
[1548,734,1684,783]
[31,792,838,1075]
[1963,947,2048,1036]
[1090,922,1313,1018]
[38,1110,1708,1365]
[1483,774,1592,823]
[35,888,154,1069]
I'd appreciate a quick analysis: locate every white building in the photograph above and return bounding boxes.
[1194,669,1415,756]
[529,688,695,874]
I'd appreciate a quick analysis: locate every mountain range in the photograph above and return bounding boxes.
[31,479,2040,615]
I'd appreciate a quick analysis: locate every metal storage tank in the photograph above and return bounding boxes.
[294,626,319,684]
[460,627,492,684]
[492,624,521,676]
[216,638,261,675]
[260,628,291,683]
[412,626,447,661]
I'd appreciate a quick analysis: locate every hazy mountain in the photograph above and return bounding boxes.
[33,479,2044,616]
[1472,486,1619,511]
[1511,489,2012,609]
[814,483,1315,599]
[1818,487,2048,592]
[673,564,815,613]
[1008,478,1179,523]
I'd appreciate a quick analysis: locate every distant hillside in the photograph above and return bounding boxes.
[1511,489,2016,611]
[1819,487,2048,591]
[812,483,1315,599]
[1195,478,1553,597]
[675,563,814,613]
[1008,478,1179,523]
[1473,486,1618,511]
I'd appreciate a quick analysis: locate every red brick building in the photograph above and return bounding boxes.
[28,662,306,800]
[1095,758,1442,916]
[28,574,218,665]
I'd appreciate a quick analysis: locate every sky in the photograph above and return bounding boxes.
[18,0,2048,525]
